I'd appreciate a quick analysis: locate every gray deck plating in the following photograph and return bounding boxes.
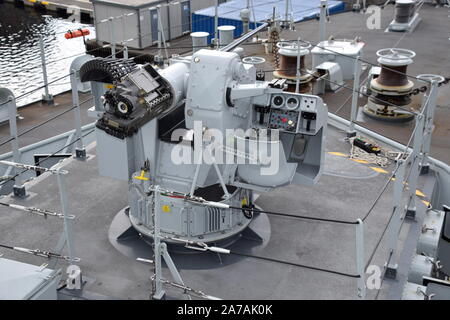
[0,125,433,299]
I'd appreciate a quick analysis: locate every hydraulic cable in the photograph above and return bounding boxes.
[229,251,360,279]
[156,187,358,225]
[0,243,79,262]
[0,202,73,219]
[228,205,358,225]
[153,214,359,279]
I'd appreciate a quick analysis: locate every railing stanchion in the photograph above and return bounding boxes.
[39,35,54,104]
[70,69,86,158]
[152,185,165,300]
[356,218,366,299]
[347,55,361,138]
[406,114,425,219]
[385,159,407,279]
[108,17,116,58]
[5,92,26,197]
[56,169,76,263]
[420,79,439,175]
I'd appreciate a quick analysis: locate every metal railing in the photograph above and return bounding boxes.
[0,159,81,291]
[0,5,446,300]
[346,75,443,299]
[140,71,444,300]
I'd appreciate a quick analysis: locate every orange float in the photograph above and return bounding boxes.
[65,29,90,40]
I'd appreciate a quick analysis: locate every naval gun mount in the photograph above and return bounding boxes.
[80,49,328,247]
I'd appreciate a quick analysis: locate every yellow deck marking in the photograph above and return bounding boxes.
[370,167,388,174]
[415,189,426,197]
[421,200,430,207]
[351,159,370,164]
[328,152,390,173]
[328,152,347,157]
[162,205,171,213]
[391,178,410,186]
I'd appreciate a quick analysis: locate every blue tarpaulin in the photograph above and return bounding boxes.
[192,0,346,43]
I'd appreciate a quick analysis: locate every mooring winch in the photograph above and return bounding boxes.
[363,48,416,122]
[273,41,314,93]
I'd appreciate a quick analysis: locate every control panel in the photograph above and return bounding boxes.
[300,96,317,113]
[256,92,321,134]
[268,109,299,131]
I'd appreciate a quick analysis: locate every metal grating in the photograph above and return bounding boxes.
[206,207,221,233]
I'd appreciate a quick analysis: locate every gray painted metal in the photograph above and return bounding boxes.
[388,12,421,33]
[70,56,94,93]
[0,5,449,300]
[218,25,235,47]
[219,22,268,53]
[56,170,77,264]
[0,88,25,196]
[93,50,326,245]
[153,185,164,299]
[39,35,53,104]
[0,122,440,300]
[418,209,445,259]
[191,32,209,53]
[406,113,425,217]
[402,282,426,300]
[347,54,361,137]
[70,69,86,158]
[89,81,107,115]
[355,219,366,299]
[426,282,450,300]
[0,258,61,300]
[386,174,437,300]
[386,158,407,276]
[0,122,95,195]
[408,254,433,284]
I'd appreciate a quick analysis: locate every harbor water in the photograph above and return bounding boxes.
[0,2,94,107]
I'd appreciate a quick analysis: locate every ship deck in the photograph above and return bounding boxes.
[0,123,437,299]
[0,4,447,300]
